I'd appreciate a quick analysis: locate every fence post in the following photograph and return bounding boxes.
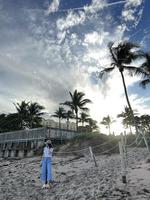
[119,141,127,184]
[124,131,127,145]
[142,131,150,152]
[122,132,127,167]
[89,146,98,167]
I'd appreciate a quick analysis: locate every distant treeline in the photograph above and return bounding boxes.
[0,101,45,133]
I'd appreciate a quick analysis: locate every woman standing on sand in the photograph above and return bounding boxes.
[40,140,53,188]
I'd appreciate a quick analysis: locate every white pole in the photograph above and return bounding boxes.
[119,141,127,184]
[89,146,98,167]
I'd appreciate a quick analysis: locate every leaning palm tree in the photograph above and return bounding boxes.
[100,115,115,135]
[52,107,66,129]
[99,41,144,133]
[139,53,150,88]
[62,90,92,130]
[28,102,45,128]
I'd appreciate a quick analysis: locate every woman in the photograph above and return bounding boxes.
[40,140,53,188]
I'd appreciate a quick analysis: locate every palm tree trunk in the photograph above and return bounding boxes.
[67,118,69,130]
[59,117,62,144]
[120,71,133,112]
[30,116,33,129]
[120,71,138,134]
[129,125,133,134]
[75,110,78,131]
[82,121,84,127]
[108,124,111,135]
[59,118,61,129]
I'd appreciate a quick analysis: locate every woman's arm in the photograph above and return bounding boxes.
[49,148,53,153]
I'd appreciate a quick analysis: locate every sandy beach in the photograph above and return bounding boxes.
[0,147,150,200]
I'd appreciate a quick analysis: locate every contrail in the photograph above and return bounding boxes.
[51,0,126,13]
[23,1,126,14]
[107,1,126,7]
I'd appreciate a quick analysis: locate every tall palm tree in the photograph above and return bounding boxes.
[52,107,66,129]
[139,53,150,88]
[100,115,115,135]
[62,90,92,130]
[99,42,144,133]
[79,112,90,126]
[28,102,45,128]
[14,101,29,129]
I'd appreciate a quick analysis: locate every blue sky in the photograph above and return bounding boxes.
[0,0,150,133]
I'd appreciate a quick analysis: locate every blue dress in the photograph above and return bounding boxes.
[40,147,53,183]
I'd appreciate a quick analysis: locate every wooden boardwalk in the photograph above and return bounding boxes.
[0,127,79,158]
[0,127,78,144]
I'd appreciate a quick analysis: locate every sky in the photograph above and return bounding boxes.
[0,0,150,134]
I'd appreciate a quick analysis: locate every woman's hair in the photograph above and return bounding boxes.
[42,143,53,149]
[47,143,53,148]
[43,139,53,148]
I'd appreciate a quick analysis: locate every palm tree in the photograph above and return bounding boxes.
[88,118,99,132]
[100,115,115,135]
[1,113,21,132]
[52,107,66,129]
[14,101,29,129]
[62,90,92,130]
[52,107,66,144]
[117,106,138,134]
[139,53,150,88]
[64,110,75,130]
[140,115,150,133]
[79,112,90,126]
[0,113,7,132]
[28,102,45,128]
[14,101,45,129]
[99,41,144,133]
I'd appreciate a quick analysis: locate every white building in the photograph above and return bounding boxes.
[41,119,76,131]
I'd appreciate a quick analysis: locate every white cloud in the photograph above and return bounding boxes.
[125,0,143,7]
[57,31,66,44]
[121,0,144,25]
[84,0,107,14]
[45,0,60,15]
[122,9,136,21]
[56,11,86,31]
[84,31,109,46]
[56,0,109,34]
